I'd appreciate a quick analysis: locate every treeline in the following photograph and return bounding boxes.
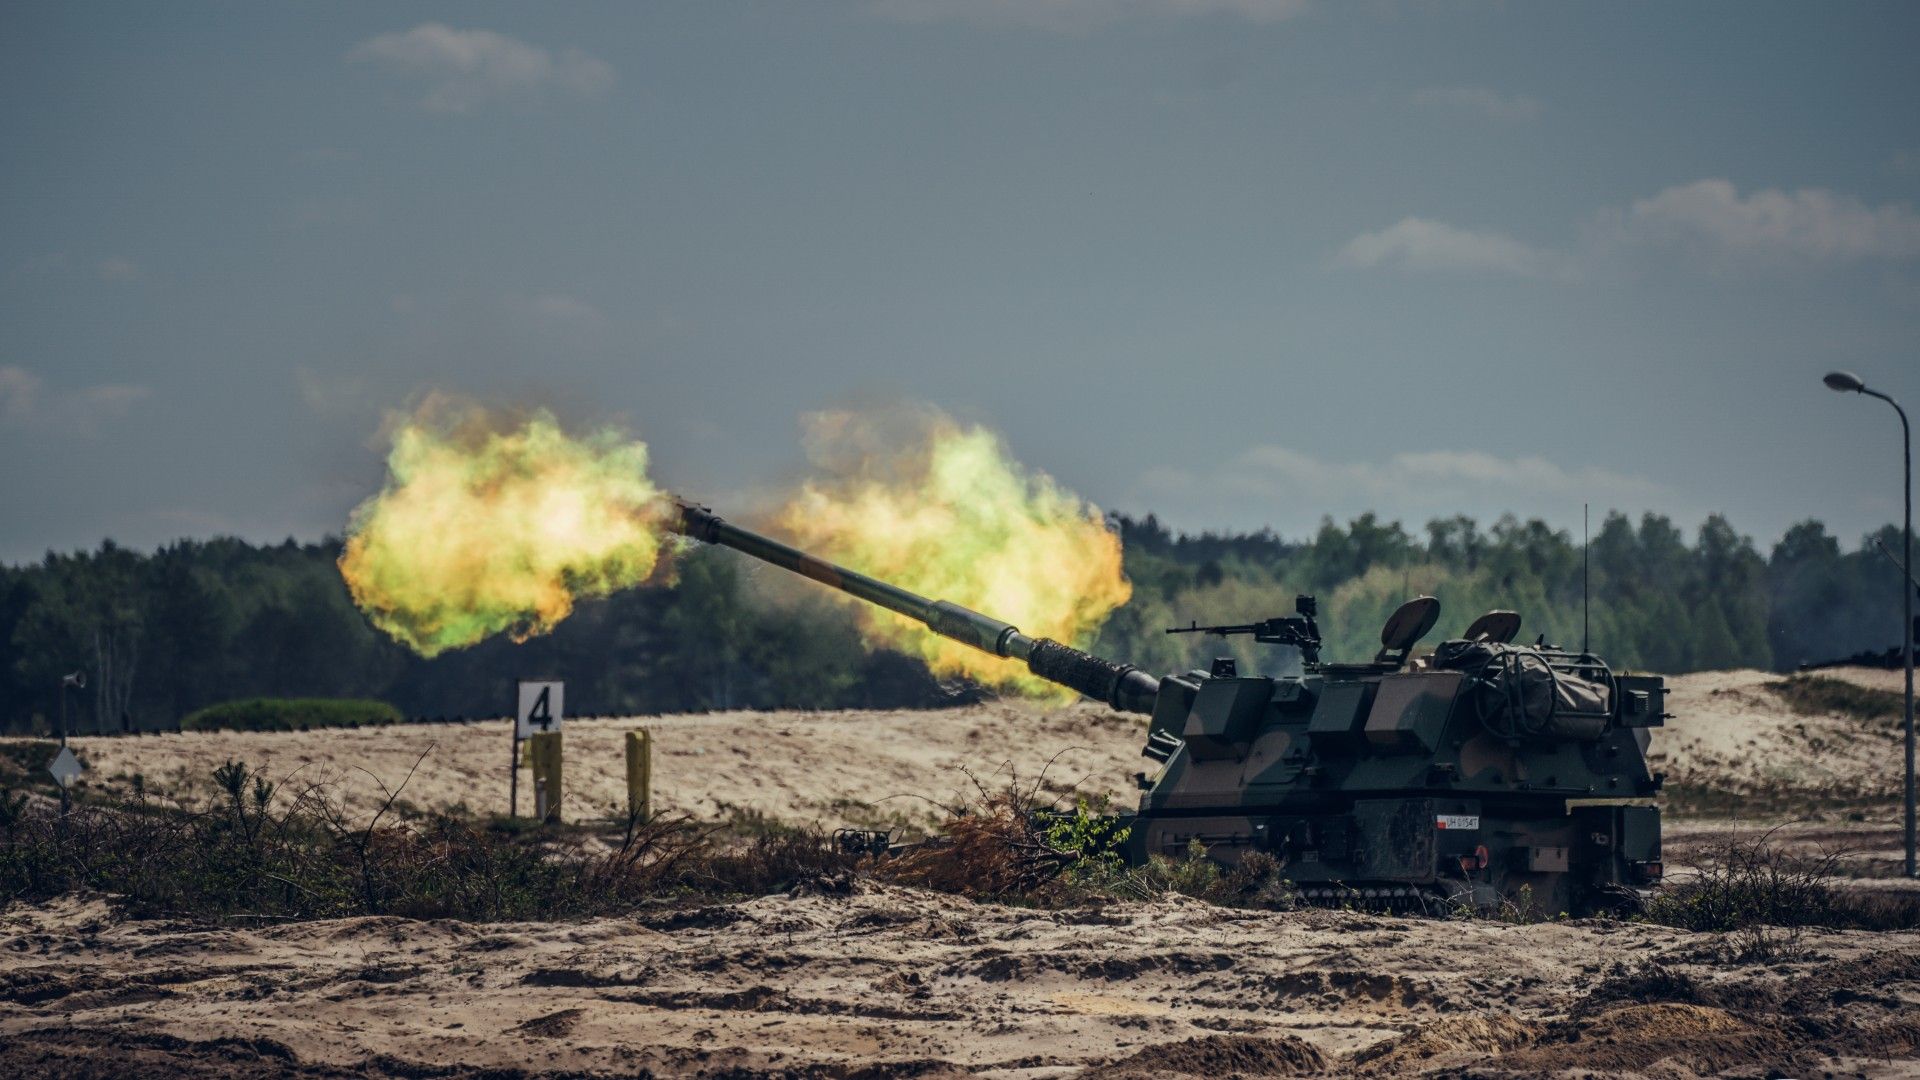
[0,511,1909,734]
[1100,512,1909,680]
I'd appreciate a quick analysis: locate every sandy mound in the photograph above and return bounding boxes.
[1493,1002,1796,1076]
[1352,1014,1539,1073]
[1651,666,1907,809]
[1081,1033,1327,1078]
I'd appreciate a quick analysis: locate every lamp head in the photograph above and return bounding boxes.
[1824,371,1866,393]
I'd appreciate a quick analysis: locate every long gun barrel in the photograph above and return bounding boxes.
[670,501,1161,714]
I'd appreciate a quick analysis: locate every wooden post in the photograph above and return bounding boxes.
[529,731,563,824]
[625,729,652,823]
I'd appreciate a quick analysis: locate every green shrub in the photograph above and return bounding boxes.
[1044,795,1132,879]
[1142,838,1224,897]
[181,698,403,733]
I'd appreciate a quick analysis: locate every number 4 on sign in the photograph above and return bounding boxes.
[516,681,564,740]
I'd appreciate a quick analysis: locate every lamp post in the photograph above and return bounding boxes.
[1824,370,1915,878]
[57,671,84,816]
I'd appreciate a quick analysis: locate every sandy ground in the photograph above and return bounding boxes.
[4,891,1917,1079]
[6,665,1919,1078]
[1650,666,1908,809]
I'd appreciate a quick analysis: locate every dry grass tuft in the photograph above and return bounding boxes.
[1644,825,1919,932]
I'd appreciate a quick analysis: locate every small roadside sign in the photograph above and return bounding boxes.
[516,681,564,740]
[48,746,82,789]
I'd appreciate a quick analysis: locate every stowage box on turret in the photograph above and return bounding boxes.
[671,502,1665,915]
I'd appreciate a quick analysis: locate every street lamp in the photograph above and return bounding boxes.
[57,671,84,745]
[57,670,84,817]
[1825,370,1915,879]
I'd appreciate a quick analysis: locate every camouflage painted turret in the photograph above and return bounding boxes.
[670,501,1665,915]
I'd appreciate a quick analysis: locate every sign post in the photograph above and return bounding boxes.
[513,680,564,822]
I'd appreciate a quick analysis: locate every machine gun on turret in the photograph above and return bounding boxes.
[1167,594,1323,666]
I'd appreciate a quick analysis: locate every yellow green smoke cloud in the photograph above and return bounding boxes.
[339,405,667,657]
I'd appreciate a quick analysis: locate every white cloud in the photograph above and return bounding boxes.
[871,0,1308,31]
[1410,86,1542,122]
[71,385,150,426]
[1600,179,1920,264]
[296,146,359,164]
[1334,216,1568,278]
[0,366,149,435]
[1134,445,1673,532]
[1340,179,1920,281]
[294,367,372,419]
[97,256,139,281]
[347,24,615,113]
[530,293,602,322]
[0,366,39,423]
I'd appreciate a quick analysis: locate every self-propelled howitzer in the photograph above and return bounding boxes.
[669,501,1666,915]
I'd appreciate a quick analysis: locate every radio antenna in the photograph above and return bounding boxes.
[1582,503,1590,654]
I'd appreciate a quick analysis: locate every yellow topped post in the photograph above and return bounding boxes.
[625,729,652,823]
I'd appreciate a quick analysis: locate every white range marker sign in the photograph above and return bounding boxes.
[47,746,83,789]
[516,681,565,740]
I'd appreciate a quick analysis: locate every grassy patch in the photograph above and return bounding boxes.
[1764,675,1905,723]
[181,698,404,733]
[0,740,58,791]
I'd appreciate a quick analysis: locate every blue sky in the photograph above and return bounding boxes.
[3,1,1917,563]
